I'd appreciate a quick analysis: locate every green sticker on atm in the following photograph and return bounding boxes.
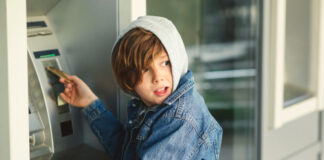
[34,49,60,59]
[39,54,56,58]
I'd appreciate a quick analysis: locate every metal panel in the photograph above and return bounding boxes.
[27,0,61,17]
[46,0,118,151]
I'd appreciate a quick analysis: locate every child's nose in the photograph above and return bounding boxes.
[152,68,163,84]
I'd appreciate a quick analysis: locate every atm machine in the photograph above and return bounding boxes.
[27,16,110,160]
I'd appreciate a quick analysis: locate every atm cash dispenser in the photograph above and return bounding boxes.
[27,17,110,160]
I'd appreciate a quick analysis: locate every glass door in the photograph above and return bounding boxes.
[147,0,260,159]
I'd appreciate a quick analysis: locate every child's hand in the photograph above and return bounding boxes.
[59,75,98,108]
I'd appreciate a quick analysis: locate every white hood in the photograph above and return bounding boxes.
[113,16,188,92]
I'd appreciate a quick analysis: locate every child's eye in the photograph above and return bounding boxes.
[142,68,149,72]
[162,61,170,66]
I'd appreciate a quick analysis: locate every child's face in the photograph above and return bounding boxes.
[134,50,173,107]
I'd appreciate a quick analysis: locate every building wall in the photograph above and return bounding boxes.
[261,0,324,159]
[0,0,29,159]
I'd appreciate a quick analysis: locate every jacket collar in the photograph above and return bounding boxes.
[163,70,194,105]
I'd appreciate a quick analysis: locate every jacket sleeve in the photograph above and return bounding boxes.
[138,117,205,160]
[82,99,125,159]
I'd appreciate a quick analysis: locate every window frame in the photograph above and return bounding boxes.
[269,0,324,129]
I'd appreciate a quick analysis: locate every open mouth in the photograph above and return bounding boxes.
[154,87,169,96]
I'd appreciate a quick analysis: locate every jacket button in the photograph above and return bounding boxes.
[132,104,136,107]
[129,120,133,124]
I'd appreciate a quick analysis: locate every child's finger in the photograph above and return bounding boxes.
[65,83,72,88]
[65,75,77,82]
[62,88,70,97]
[67,75,83,85]
[59,78,64,84]
[59,77,68,84]
[64,87,70,93]
[70,87,76,101]
[60,77,74,86]
[60,93,71,104]
[67,88,72,97]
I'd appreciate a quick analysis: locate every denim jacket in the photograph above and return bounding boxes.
[82,71,223,160]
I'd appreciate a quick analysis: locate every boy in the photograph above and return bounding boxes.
[60,16,222,160]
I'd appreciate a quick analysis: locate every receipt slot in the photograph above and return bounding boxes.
[28,17,109,159]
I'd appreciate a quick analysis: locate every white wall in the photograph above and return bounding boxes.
[0,0,29,159]
[118,0,146,31]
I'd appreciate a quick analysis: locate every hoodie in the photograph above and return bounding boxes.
[113,16,188,92]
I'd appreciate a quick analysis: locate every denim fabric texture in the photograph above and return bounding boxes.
[82,70,223,160]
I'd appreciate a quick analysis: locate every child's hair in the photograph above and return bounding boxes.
[111,27,166,92]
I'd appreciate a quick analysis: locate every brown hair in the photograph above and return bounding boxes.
[111,27,166,92]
